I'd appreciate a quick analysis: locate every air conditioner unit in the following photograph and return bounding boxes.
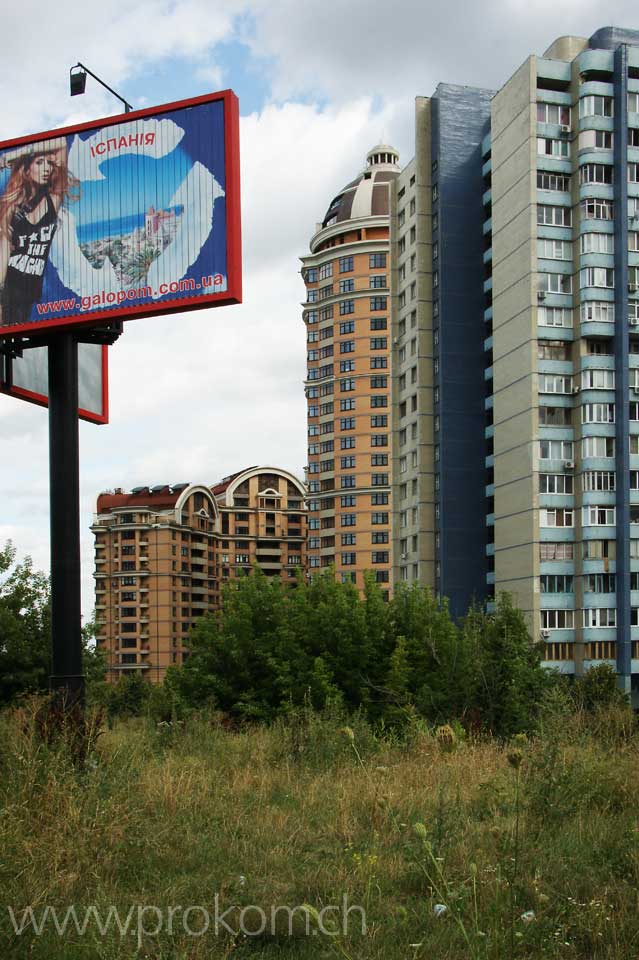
[400,552,408,561]
[572,385,580,394]
[559,125,571,135]
[393,337,400,346]
[540,628,551,640]
[537,291,546,301]
[630,284,639,293]
[633,387,639,397]
[630,317,639,326]
[563,460,575,470]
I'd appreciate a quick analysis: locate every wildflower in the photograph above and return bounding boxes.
[507,748,524,769]
[435,724,456,752]
[413,822,428,839]
[340,726,355,742]
[433,903,448,917]
[520,910,536,924]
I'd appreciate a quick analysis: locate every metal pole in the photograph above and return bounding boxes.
[48,333,84,709]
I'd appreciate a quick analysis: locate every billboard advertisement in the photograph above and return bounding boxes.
[1,342,108,423]
[0,90,240,338]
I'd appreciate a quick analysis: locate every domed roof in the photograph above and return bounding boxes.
[321,145,400,228]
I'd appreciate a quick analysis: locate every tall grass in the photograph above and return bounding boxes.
[1,699,639,958]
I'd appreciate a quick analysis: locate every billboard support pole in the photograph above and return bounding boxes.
[48,332,84,712]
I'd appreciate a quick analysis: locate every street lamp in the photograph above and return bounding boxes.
[69,62,133,113]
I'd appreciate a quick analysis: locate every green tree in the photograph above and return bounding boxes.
[464,593,552,736]
[0,542,51,703]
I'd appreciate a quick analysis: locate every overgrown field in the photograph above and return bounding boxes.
[2,699,639,959]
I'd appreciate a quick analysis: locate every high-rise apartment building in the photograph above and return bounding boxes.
[302,147,400,596]
[92,466,307,682]
[390,26,639,694]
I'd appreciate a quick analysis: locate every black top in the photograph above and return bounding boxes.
[1,193,58,325]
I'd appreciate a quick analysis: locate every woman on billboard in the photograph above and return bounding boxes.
[0,138,72,326]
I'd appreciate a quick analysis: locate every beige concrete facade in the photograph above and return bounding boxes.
[390,98,436,588]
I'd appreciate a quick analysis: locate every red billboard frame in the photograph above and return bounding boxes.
[1,343,109,424]
[0,89,241,339]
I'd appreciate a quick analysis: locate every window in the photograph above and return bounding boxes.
[371,512,389,524]
[581,302,614,324]
[370,317,387,330]
[583,539,616,560]
[580,232,614,255]
[537,171,570,191]
[540,575,574,593]
[305,267,318,283]
[628,92,639,113]
[340,416,355,429]
[584,574,616,593]
[340,359,355,372]
[537,137,570,158]
[370,357,387,369]
[538,306,572,328]
[341,552,356,566]
[339,256,354,273]
[369,253,386,268]
[582,403,615,424]
[582,436,615,458]
[539,439,573,459]
[370,337,387,350]
[370,376,388,389]
[583,608,616,628]
[340,398,355,411]
[372,531,389,544]
[537,102,571,125]
[371,492,389,505]
[538,238,572,260]
[539,473,574,493]
[540,272,572,294]
[581,369,614,389]
[541,610,575,629]
[340,436,356,449]
[582,471,615,491]
[340,456,356,469]
[341,533,356,546]
[339,299,355,315]
[370,275,387,288]
[340,379,355,392]
[371,473,388,486]
[538,340,570,360]
[581,198,614,221]
[371,552,389,564]
[341,514,356,527]
[537,204,571,226]
[538,373,572,394]
[340,320,355,334]
[371,454,388,466]
[339,278,355,293]
[583,505,615,526]
[579,163,613,185]
[540,507,573,527]
[370,395,387,407]
[540,542,574,561]
[370,297,387,311]
[371,415,388,427]
[580,267,614,289]
[579,95,613,118]
[371,435,388,447]
[539,406,571,426]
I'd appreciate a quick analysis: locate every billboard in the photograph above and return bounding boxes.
[0,90,240,339]
[1,342,108,424]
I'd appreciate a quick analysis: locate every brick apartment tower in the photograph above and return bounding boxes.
[92,466,307,682]
[301,146,400,597]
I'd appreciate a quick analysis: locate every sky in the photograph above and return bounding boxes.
[1,0,638,619]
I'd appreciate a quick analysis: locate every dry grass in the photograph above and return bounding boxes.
[1,702,639,958]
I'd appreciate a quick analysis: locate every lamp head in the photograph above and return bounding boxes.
[70,66,87,97]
